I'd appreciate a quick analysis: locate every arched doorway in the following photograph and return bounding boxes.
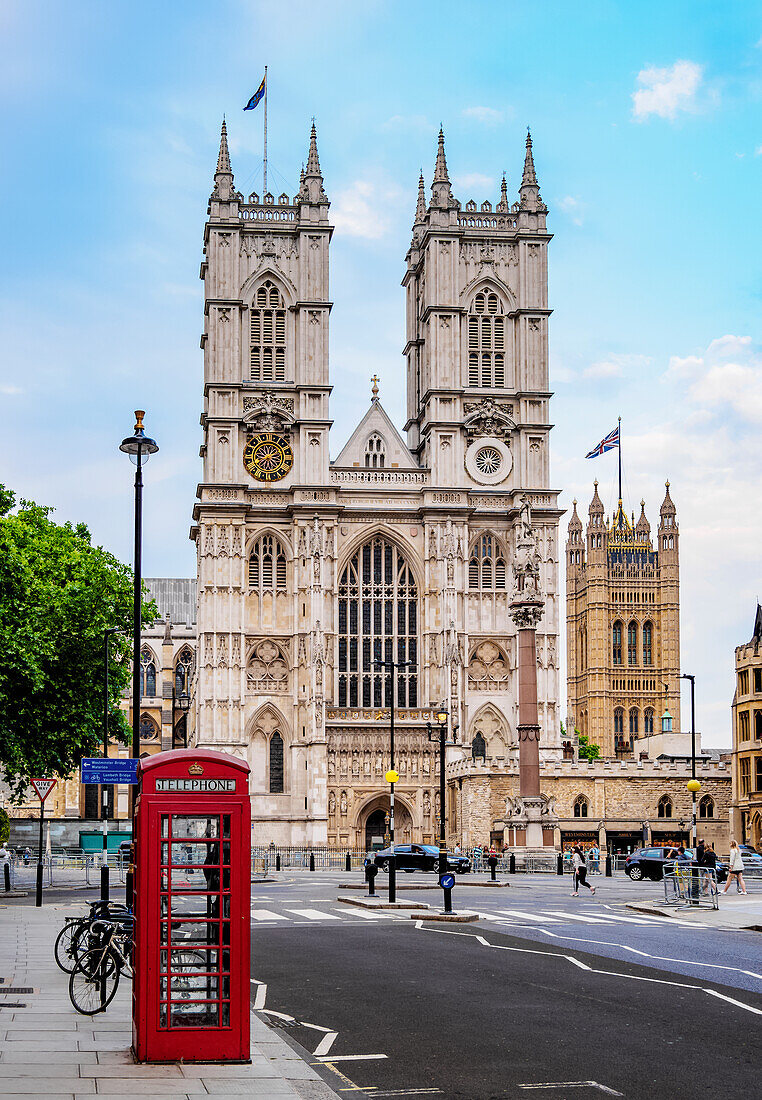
[365,809,387,851]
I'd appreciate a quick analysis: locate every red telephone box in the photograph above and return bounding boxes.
[132,749,251,1063]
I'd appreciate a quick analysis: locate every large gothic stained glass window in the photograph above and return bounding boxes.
[337,537,418,709]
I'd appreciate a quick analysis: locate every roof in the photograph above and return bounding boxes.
[145,579,197,626]
[332,399,419,469]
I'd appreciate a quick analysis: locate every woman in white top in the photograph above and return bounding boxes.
[570,845,596,897]
[723,840,747,894]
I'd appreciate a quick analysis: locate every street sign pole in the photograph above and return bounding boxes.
[30,779,56,908]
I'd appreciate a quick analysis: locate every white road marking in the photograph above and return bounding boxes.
[492,909,562,923]
[249,979,268,1009]
[578,912,656,926]
[313,1030,339,1056]
[316,1053,388,1062]
[252,910,290,921]
[518,1081,623,1095]
[415,923,762,1016]
[541,910,613,925]
[331,908,398,920]
[261,1008,295,1022]
[286,908,342,921]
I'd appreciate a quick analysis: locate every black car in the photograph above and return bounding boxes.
[625,846,727,883]
[374,844,471,874]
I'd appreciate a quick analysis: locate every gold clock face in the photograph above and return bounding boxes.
[243,433,294,482]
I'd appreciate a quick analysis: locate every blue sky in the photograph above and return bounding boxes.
[1,1,760,745]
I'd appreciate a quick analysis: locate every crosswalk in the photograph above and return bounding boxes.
[249,904,702,930]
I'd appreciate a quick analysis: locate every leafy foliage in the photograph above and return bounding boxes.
[0,807,9,845]
[0,485,157,801]
[577,732,601,761]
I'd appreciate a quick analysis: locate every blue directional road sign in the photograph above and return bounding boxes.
[81,758,139,785]
[439,873,455,890]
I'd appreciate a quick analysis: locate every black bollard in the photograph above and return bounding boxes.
[489,856,497,881]
[443,885,453,914]
[509,853,516,875]
[3,863,10,892]
[557,853,564,876]
[605,854,612,877]
[345,852,351,872]
[309,851,315,872]
[365,863,378,897]
[276,853,281,871]
[100,863,110,903]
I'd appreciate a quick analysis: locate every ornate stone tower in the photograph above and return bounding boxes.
[566,483,681,757]
[192,121,334,842]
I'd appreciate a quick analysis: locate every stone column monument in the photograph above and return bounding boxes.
[507,498,558,850]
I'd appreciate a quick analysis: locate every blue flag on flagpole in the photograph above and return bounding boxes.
[244,74,266,111]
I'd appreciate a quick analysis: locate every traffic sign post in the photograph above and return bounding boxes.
[80,758,139,785]
[439,872,455,914]
[30,778,56,908]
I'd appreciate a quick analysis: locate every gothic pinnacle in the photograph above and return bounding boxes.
[433,127,450,183]
[522,128,537,186]
[305,120,322,178]
[216,118,232,177]
[414,171,427,223]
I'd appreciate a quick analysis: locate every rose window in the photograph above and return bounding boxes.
[475,446,502,475]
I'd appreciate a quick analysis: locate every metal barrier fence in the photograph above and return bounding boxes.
[663,863,719,909]
[252,846,367,870]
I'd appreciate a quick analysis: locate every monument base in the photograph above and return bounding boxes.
[498,793,559,853]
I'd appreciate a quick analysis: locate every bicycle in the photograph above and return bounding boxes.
[54,899,131,974]
[68,917,134,1015]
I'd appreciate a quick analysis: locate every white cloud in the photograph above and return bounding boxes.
[0,384,23,395]
[461,106,503,125]
[454,172,494,194]
[663,334,762,424]
[557,195,584,226]
[632,60,704,121]
[755,145,762,157]
[706,334,752,359]
[583,353,650,380]
[331,179,404,240]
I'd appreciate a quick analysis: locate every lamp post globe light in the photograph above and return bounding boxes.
[119,411,158,907]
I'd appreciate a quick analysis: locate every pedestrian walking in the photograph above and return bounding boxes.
[23,847,31,866]
[570,845,595,897]
[701,844,718,895]
[589,842,600,875]
[723,840,748,894]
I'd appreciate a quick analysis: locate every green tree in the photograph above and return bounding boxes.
[0,807,10,845]
[0,485,157,801]
[577,732,600,761]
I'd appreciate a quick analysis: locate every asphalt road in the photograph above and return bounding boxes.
[249,871,762,1099]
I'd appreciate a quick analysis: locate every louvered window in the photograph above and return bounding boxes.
[468,533,507,591]
[248,534,287,593]
[250,280,287,382]
[468,291,506,389]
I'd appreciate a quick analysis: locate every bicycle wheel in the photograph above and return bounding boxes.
[54,921,85,974]
[69,949,120,1015]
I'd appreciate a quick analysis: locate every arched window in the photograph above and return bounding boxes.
[175,646,194,695]
[642,622,653,666]
[612,622,622,666]
[140,647,156,698]
[250,280,287,381]
[471,733,487,761]
[139,713,159,742]
[269,732,284,793]
[364,434,386,469]
[249,534,287,592]
[338,537,417,709]
[614,708,624,735]
[657,795,673,819]
[699,795,714,819]
[467,291,505,388]
[627,621,638,666]
[629,707,639,736]
[468,533,507,591]
[573,795,589,818]
[644,708,654,734]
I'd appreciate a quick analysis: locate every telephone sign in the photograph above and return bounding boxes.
[30,778,56,802]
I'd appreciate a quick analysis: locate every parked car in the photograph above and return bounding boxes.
[738,846,762,869]
[374,844,471,874]
[624,847,728,883]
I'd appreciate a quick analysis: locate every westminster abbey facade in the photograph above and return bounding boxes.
[190,120,563,846]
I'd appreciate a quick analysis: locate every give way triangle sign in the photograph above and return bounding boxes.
[30,778,56,802]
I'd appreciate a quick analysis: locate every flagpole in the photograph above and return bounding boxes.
[263,65,268,195]
[618,415,622,510]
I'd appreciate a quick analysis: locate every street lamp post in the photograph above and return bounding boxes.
[120,411,158,908]
[100,627,121,902]
[373,655,415,905]
[681,673,700,850]
[427,706,452,883]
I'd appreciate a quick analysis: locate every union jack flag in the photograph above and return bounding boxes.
[585,424,619,459]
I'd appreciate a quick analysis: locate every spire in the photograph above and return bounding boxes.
[659,480,677,522]
[568,499,582,534]
[589,479,604,516]
[497,172,509,212]
[430,128,454,210]
[212,118,235,200]
[303,121,328,204]
[414,171,427,224]
[522,129,537,186]
[636,499,651,539]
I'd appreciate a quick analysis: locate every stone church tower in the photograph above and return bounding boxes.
[565,483,681,757]
[192,121,562,847]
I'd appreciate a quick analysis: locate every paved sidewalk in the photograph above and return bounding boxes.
[627,892,762,930]
[0,904,341,1099]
